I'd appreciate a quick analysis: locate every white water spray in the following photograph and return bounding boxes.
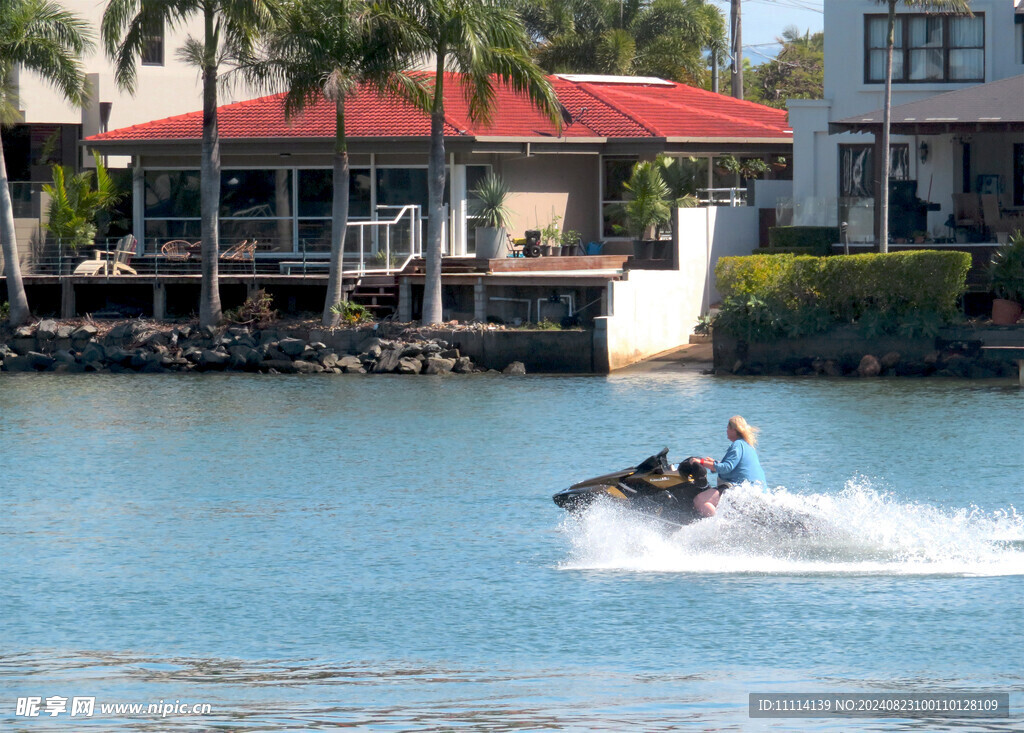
[559,480,1024,576]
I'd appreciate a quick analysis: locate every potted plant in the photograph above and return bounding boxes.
[989,229,1024,325]
[539,214,562,256]
[617,161,671,259]
[560,229,581,256]
[42,154,125,259]
[469,173,512,260]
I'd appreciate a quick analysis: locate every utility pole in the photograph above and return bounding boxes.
[730,0,743,99]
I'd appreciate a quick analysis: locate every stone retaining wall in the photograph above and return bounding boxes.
[713,325,1024,378]
[0,320,596,375]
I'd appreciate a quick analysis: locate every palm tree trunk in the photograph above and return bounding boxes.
[879,0,896,254]
[422,54,447,325]
[322,98,350,327]
[199,12,222,328]
[0,129,30,325]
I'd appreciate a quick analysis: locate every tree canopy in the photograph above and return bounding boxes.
[519,0,726,87]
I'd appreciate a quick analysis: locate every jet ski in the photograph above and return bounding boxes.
[552,448,710,526]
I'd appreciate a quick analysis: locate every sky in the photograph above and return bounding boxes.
[709,0,824,62]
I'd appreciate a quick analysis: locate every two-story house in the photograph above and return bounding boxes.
[788,0,1024,243]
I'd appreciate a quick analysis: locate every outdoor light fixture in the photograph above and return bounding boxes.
[919,141,929,163]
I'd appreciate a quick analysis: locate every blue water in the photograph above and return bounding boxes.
[1,373,1022,730]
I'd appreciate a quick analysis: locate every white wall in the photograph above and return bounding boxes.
[596,205,762,370]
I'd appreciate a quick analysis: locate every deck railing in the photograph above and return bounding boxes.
[13,205,426,278]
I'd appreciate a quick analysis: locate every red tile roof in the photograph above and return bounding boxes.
[87,73,791,143]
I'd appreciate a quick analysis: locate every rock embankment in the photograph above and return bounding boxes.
[0,319,528,376]
[726,348,1016,379]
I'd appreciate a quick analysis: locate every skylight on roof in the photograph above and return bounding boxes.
[555,74,673,86]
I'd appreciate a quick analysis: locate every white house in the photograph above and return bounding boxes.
[788,0,1024,243]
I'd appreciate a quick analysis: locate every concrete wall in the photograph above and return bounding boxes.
[596,269,698,371]
[676,206,760,308]
[499,154,601,243]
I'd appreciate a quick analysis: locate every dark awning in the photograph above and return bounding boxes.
[830,74,1024,135]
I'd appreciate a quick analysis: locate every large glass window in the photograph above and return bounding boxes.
[221,170,291,218]
[839,144,910,198]
[601,156,638,237]
[144,170,200,218]
[866,14,984,83]
[297,168,371,218]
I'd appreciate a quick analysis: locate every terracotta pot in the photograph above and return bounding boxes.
[992,298,1023,325]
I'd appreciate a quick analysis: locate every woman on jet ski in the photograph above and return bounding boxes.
[693,415,766,517]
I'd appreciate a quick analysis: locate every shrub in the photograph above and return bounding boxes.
[0,301,9,321]
[224,289,277,327]
[989,230,1024,303]
[330,300,371,325]
[713,251,970,341]
[768,226,839,256]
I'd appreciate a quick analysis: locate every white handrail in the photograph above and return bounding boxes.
[339,204,422,277]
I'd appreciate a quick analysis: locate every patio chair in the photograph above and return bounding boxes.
[220,239,257,261]
[71,234,137,275]
[952,193,982,234]
[980,194,1024,237]
[160,240,193,261]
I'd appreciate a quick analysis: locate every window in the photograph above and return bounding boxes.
[866,13,984,83]
[839,144,910,198]
[141,23,164,66]
[601,156,638,237]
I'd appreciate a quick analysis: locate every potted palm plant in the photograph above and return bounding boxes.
[470,173,512,260]
[42,155,125,260]
[617,161,671,260]
[989,229,1024,325]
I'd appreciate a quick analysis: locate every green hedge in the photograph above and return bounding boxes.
[768,226,839,256]
[714,251,971,340]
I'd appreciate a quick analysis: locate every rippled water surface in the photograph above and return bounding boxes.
[1,372,1022,730]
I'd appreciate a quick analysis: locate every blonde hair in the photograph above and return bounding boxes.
[728,415,759,447]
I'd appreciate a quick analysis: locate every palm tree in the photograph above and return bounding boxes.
[103,0,277,327]
[240,0,426,327]
[875,0,970,252]
[0,0,92,326]
[394,0,563,325]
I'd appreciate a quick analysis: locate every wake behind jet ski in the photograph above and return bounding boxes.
[552,449,711,526]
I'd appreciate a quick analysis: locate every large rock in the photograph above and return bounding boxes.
[14,326,34,339]
[199,349,230,369]
[356,336,383,354]
[502,361,527,375]
[278,337,307,357]
[80,342,105,363]
[265,345,290,362]
[423,357,455,375]
[11,338,35,355]
[104,346,135,366]
[452,356,474,374]
[421,342,443,357]
[36,320,58,340]
[291,360,322,374]
[338,355,365,373]
[360,343,383,360]
[857,354,881,377]
[374,348,402,374]
[396,357,423,374]
[439,348,460,360]
[53,350,77,365]
[319,352,340,369]
[71,324,98,342]
[261,359,298,373]
[27,352,56,370]
[56,324,75,339]
[400,343,424,357]
[2,355,34,372]
[880,351,901,370]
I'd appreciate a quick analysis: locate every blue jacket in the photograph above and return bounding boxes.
[714,439,766,486]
